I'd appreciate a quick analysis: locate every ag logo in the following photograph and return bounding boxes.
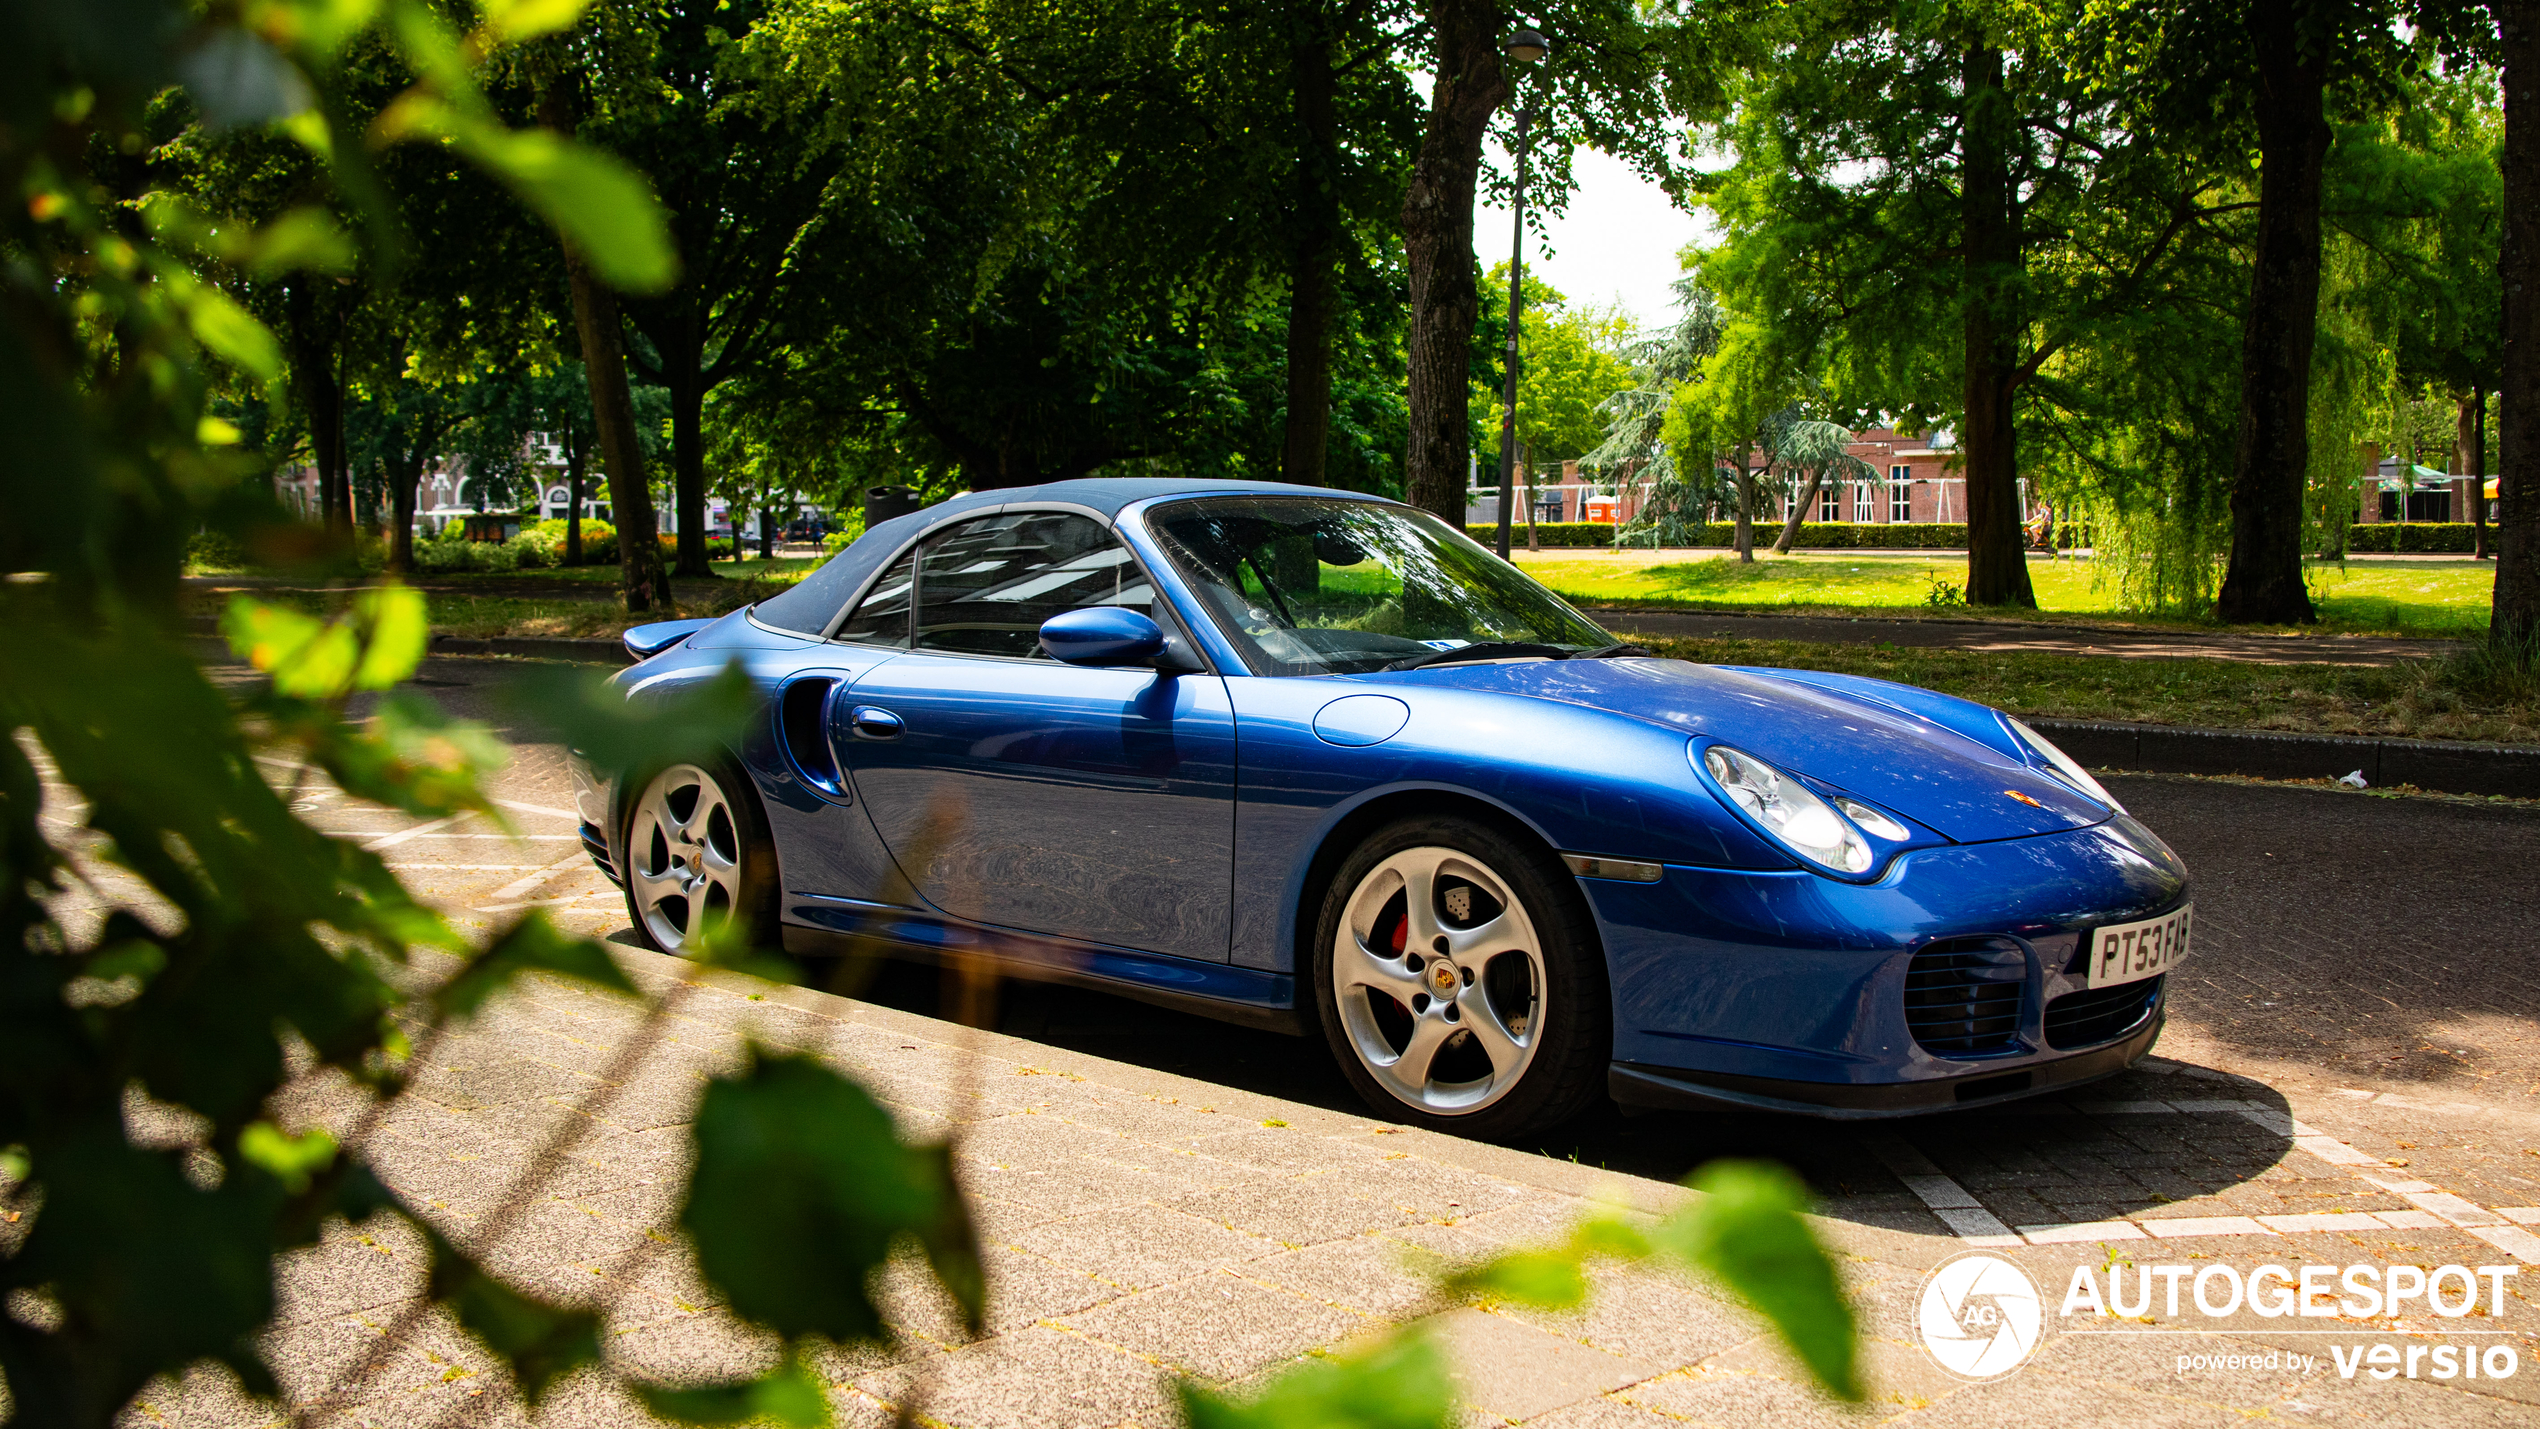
[1918,1253,2042,1381]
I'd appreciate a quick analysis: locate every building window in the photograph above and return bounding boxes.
[1852,481,1876,522]
[1890,480,1911,523]
[1818,484,1841,522]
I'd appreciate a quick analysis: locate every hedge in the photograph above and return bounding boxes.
[1466,521,1973,550]
[2342,523,2480,553]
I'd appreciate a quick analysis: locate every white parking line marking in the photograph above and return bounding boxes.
[494,799,581,821]
[1874,1098,2540,1258]
[484,852,596,903]
[362,814,471,850]
[2468,1226,2540,1261]
[1864,1134,2021,1246]
[382,863,549,871]
[2020,1220,2147,1244]
[2140,1216,2273,1238]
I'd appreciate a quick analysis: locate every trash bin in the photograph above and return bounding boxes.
[864,484,922,529]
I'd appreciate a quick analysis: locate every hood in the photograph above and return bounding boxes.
[1367,657,2107,844]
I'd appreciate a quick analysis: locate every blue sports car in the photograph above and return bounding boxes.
[572,478,2190,1137]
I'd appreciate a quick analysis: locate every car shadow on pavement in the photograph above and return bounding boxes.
[803,950,2301,1237]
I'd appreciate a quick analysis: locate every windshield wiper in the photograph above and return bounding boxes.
[1573,642,1652,659]
[1381,641,1573,672]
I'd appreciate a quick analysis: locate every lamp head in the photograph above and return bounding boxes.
[1504,28,1549,63]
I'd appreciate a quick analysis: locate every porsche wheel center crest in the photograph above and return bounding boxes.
[1428,962,1459,996]
[1919,1253,2042,1381]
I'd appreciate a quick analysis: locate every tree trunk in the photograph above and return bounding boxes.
[1732,439,1757,562]
[2214,0,2330,625]
[284,279,349,537]
[565,424,585,565]
[1283,14,1340,490]
[1961,44,2037,608]
[542,80,671,613]
[1773,466,1825,554]
[2459,389,2488,560]
[2498,0,2539,641]
[1399,0,1510,525]
[662,332,710,577]
[759,470,777,560]
[389,442,424,575]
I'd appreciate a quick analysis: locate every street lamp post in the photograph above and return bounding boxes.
[1494,28,1548,561]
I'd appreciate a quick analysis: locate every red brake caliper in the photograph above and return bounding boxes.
[1389,909,1408,954]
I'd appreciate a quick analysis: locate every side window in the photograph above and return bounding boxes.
[832,548,915,647]
[913,512,1149,658]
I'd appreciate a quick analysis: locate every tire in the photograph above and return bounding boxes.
[1310,814,1610,1139]
[619,757,780,958]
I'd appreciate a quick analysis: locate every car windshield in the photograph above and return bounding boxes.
[1145,496,1612,676]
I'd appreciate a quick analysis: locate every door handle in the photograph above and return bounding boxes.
[848,705,904,740]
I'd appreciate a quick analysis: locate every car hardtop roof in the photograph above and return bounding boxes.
[751,479,1401,637]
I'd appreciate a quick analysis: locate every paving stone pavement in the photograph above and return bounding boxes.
[32,661,2540,1428]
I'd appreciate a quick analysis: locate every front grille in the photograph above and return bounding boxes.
[1904,938,2029,1057]
[2044,975,2163,1049]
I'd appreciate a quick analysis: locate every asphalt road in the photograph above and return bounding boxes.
[220,653,2540,1218]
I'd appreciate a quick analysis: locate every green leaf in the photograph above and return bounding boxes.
[1654,1161,1859,1401]
[381,95,677,292]
[350,583,429,690]
[168,272,283,382]
[435,913,637,1022]
[1177,1330,1454,1429]
[510,660,758,787]
[245,207,356,276]
[682,1051,983,1343]
[1440,1248,1587,1309]
[478,0,592,44]
[633,1357,830,1427]
[238,1122,338,1194]
[426,1227,602,1405]
[224,597,356,699]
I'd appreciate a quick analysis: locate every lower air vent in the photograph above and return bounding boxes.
[1904,937,2029,1058]
[779,676,847,798]
[2044,975,2164,1049]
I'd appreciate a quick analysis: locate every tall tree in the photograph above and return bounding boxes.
[1689,0,2247,606]
[539,72,672,611]
[2497,0,2539,642]
[579,0,845,577]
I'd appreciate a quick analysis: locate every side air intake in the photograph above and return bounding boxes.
[779,676,848,800]
[2045,975,2163,1049]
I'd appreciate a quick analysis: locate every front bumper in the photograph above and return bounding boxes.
[566,750,619,886]
[1589,815,2188,1118]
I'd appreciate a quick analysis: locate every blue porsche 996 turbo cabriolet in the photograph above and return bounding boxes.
[571,478,2190,1138]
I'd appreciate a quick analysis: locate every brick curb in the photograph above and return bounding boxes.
[2029,716,2540,799]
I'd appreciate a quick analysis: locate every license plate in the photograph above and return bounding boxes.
[2083,905,2191,988]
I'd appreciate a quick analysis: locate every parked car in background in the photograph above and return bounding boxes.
[572,479,2189,1138]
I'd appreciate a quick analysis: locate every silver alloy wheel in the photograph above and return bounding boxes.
[628,763,743,954]
[1332,845,1546,1115]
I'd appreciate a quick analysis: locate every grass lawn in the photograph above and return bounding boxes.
[1513,550,2494,638]
[1633,634,2540,747]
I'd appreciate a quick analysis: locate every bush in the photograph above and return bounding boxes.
[516,517,617,567]
[1466,521,1973,550]
[2344,523,2478,553]
[184,529,250,571]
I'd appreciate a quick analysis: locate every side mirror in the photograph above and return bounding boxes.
[1038,606,1169,667]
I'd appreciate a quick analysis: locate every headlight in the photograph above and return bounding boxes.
[2004,716,2124,813]
[1700,744,1872,874]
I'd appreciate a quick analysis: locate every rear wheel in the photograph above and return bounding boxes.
[1311,815,1608,1138]
[621,760,778,957]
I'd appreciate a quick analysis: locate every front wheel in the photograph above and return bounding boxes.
[1311,816,1609,1139]
[621,759,778,957]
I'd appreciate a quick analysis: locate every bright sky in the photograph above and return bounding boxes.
[1474,145,1712,336]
